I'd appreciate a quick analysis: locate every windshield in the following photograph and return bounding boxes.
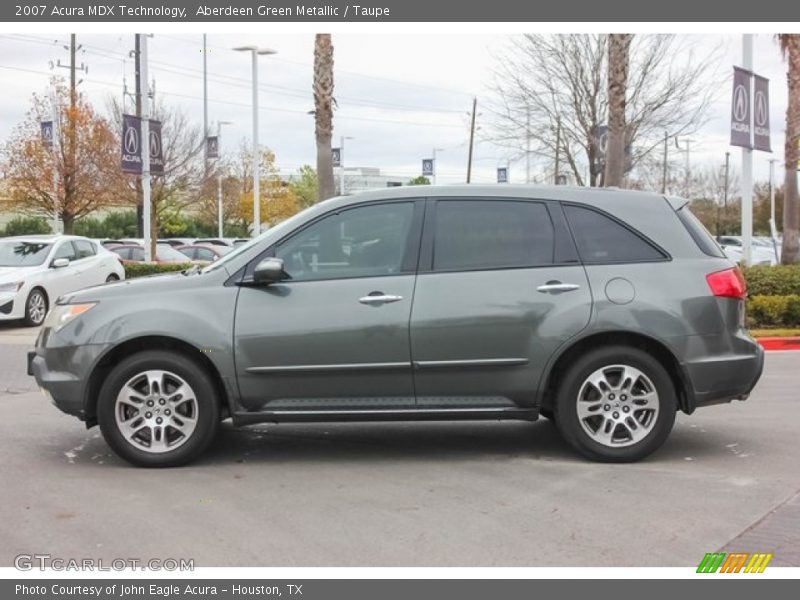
[0,241,52,267]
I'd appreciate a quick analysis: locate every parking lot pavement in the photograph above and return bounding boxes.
[0,345,797,568]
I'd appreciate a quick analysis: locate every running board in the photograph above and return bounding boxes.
[232,407,538,426]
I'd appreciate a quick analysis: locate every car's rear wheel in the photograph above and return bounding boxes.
[554,346,676,462]
[105,274,119,282]
[97,351,220,467]
[23,288,48,327]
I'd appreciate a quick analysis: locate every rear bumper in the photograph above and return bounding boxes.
[682,336,764,409]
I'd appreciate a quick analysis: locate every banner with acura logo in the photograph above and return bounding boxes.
[730,66,751,149]
[753,74,771,152]
[121,114,164,175]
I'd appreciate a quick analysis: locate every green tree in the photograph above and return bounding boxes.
[289,165,319,208]
[408,175,431,186]
[1,216,52,236]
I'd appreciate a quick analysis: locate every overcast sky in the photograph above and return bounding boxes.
[0,32,790,189]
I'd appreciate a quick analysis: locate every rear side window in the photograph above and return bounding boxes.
[433,200,554,271]
[677,206,726,258]
[564,205,666,264]
[73,240,96,259]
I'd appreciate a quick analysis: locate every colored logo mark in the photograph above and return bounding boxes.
[697,552,773,573]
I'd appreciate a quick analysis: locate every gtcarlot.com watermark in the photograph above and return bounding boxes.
[14,553,194,571]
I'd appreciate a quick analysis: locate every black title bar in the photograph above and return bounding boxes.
[4,0,799,22]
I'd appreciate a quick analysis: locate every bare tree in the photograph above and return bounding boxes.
[313,34,335,201]
[605,34,632,187]
[778,34,800,264]
[488,34,720,187]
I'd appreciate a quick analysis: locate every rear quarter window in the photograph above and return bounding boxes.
[563,204,667,264]
[677,206,726,258]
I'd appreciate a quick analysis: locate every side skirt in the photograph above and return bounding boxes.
[231,407,538,426]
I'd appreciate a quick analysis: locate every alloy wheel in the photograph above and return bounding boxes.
[114,370,198,453]
[27,291,46,325]
[575,364,660,448]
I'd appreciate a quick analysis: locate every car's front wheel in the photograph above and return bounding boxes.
[554,346,676,462]
[97,351,221,467]
[23,288,48,327]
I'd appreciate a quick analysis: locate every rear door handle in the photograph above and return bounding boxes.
[537,282,580,293]
[359,294,403,305]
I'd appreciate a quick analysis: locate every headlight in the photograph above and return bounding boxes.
[0,281,23,293]
[43,302,97,333]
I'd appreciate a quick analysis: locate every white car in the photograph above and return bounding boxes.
[0,235,125,327]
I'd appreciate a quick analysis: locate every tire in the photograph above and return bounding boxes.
[97,350,221,467]
[23,288,48,327]
[553,346,676,462]
[538,407,554,420]
[105,274,119,282]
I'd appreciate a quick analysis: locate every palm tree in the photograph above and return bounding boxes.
[778,34,800,264]
[604,33,632,188]
[313,34,335,201]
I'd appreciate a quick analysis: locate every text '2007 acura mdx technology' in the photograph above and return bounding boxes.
[29,185,764,467]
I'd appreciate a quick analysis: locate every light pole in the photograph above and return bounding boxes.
[432,147,444,184]
[216,120,233,238]
[234,45,277,236]
[340,135,354,195]
[768,158,779,262]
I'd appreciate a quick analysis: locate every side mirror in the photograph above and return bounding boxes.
[253,257,289,285]
[51,258,70,269]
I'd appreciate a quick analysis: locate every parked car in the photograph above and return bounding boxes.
[718,235,776,265]
[29,186,764,467]
[231,238,251,249]
[0,235,125,327]
[177,244,231,265]
[193,238,232,248]
[161,238,194,248]
[110,243,191,265]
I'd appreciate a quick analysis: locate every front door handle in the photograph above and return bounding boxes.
[359,293,403,305]
[537,281,580,293]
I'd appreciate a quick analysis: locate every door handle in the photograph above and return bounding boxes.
[359,294,403,305]
[536,282,580,293]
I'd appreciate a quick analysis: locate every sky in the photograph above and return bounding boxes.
[0,32,790,191]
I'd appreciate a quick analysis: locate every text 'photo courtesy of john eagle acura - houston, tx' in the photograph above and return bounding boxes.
[26,184,764,467]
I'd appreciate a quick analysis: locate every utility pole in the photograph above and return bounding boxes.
[741,33,754,266]
[432,147,444,185]
[723,152,730,207]
[525,107,531,184]
[140,34,152,262]
[768,158,779,262]
[675,137,694,197]
[661,131,668,194]
[554,117,561,185]
[466,97,477,183]
[203,33,208,176]
[216,120,232,237]
[48,87,60,234]
[134,34,143,237]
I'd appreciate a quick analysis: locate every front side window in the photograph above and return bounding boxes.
[564,205,666,264]
[433,200,554,271]
[276,202,415,281]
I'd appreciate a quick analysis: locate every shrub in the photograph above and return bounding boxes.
[747,295,800,328]
[74,211,138,239]
[124,262,192,279]
[743,265,800,296]
[1,216,52,236]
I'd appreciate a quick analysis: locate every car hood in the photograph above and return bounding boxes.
[0,266,40,283]
[60,268,225,304]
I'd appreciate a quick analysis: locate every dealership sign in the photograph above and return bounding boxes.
[497,167,508,183]
[730,67,752,148]
[753,75,771,152]
[206,135,219,159]
[331,147,341,167]
[40,121,53,148]
[422,158,434,176]
[121,115,164,175]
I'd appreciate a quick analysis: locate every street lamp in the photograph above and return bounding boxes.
[233,45,277,236]
[432,147,445,185]
[340,135,354,195]
[216,120,233,238]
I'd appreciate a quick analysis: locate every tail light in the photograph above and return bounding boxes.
[706,267,747,300]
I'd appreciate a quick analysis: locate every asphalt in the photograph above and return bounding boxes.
[0,335,798,567]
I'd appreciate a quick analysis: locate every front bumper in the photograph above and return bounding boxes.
[30,340,111,421]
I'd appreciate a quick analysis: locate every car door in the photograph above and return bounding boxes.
[233,200,424,412]
[72,239,101,287]
[409,198,592,408]
[46,240,81,299]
